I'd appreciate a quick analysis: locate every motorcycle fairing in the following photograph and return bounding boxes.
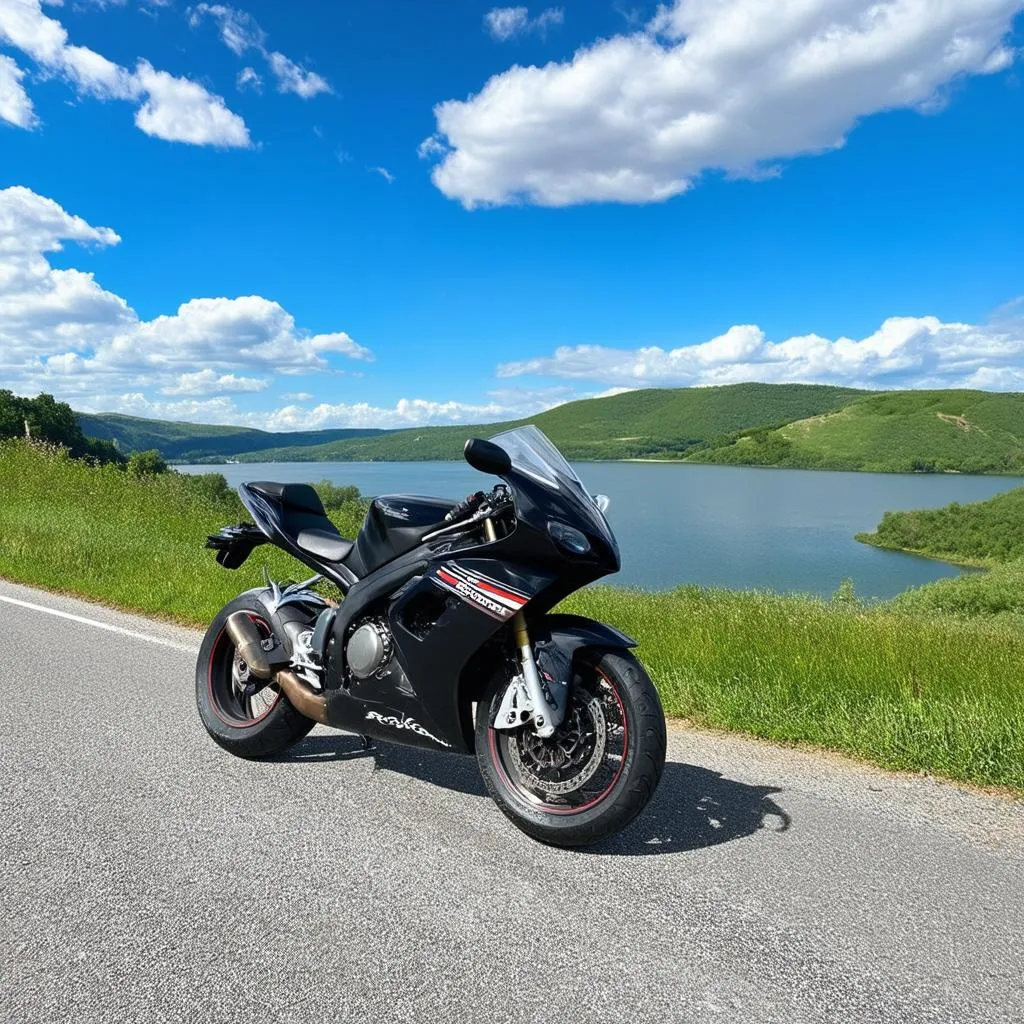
[323,557,561,753]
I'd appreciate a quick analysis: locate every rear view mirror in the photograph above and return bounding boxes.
[464,438,512,476]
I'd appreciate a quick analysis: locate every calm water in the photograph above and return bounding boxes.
[177,461,1019,599]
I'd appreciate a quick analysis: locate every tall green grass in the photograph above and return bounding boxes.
[2,440,1021,791]
[0,441,364,623]
[566,587,1023,789]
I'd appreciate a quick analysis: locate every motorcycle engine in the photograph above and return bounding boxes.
[346,618,393,680]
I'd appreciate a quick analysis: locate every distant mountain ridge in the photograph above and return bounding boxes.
[75,412,390,462]
[76,384,1024,475]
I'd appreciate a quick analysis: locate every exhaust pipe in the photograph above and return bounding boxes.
[225,612,273,679]
[225,612,330,724]
[275,670,330,724]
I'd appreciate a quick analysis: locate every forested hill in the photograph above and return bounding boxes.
[231,383,868,462]
[689,390,1024,475]
[73,384,1024,475]
[75,412,389,462]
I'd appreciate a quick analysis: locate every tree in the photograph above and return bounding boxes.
[127,449,168,476]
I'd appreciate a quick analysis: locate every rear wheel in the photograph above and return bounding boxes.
[196,594,315,759]
[476,648,666,847]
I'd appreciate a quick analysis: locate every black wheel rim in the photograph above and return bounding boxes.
[207,615,281,728]
[488,665,629,815]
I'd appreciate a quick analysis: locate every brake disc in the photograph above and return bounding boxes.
[508,693,608,795]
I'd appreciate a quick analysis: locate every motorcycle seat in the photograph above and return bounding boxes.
[296,528,354,564]
[248,481,326,516]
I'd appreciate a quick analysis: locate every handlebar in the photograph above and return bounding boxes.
[443,484,512,524]
[444,490,487,523]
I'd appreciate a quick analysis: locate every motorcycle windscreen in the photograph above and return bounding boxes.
[487,425,617,551]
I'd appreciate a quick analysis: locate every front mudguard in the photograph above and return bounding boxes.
[531,614,638,704]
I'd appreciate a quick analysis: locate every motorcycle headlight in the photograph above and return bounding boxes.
[548,521,591,556]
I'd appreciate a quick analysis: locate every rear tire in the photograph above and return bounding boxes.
[196,594,315,759]
[476,648,666,847]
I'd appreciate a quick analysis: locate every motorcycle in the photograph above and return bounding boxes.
[197,425,666,847]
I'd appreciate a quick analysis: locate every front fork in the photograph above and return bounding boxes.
[484,517,563,739]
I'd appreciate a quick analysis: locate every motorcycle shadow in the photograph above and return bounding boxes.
[277,733,791,856]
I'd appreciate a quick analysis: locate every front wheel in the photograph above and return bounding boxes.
[476,648,666,847]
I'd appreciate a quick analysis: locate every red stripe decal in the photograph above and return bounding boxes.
[437,569,460,586]
[475,579,526,605]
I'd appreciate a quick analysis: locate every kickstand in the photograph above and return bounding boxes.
[359,734,375,751]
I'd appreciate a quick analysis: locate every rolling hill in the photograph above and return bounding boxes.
[74,385,1024,475]
[75,412,389,462]
[233,383,869,462]
[689,390,1024,475]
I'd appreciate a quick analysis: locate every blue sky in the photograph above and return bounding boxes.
[1,0,1022,430]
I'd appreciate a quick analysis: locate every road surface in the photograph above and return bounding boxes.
[1,578,1021,1023]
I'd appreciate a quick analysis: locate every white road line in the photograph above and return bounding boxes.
[0,594,199,654]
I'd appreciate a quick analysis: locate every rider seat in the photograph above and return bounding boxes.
[247,481,356,567]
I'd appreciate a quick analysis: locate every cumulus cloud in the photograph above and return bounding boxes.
[189,4,332,98]
[0,53,34,127]
[484,6,563,41]
[425,0,1022,207]
[497,315,1024,391]
[80,392,562,431]
[160,369,269,396]
[0,0,250,145]
[0,186,371,406]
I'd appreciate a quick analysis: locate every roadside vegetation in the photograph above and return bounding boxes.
[0,440,365,622]
[2,438,1021,791]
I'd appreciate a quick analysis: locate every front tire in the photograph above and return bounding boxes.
[196,594,315,759]
[476,648,666,847]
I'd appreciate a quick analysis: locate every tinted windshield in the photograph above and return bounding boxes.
[488,425,587,496]
[487,424,617,561]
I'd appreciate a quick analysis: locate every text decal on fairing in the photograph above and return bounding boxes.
[432,564,528,621]
[365,711,450,747]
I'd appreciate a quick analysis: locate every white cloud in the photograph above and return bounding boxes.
[266,50,330,98]
[484,6,563,42]
[0,186,372,405]
[0,0,250,145]
[0,53,35,127]
[282,391,313,402]
[497,315,1024,391]
[372,166,395,184]
[190,3,331,98]
[236,65,262,92]
[160,369,269,396]
[428,0,1022,207]
[80,393,555,431]
[134,61,251,147]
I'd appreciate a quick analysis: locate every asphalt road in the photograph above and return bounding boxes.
[1,578,1022,1024]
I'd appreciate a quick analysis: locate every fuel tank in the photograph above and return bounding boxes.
[350,493,455,577]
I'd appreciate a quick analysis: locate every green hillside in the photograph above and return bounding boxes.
[76,412,388,462]
[689,390,1024,474]
[236,383,868,462]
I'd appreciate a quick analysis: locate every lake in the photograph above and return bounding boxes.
[176,461,1020,599]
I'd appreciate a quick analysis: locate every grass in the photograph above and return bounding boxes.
[0,441,366,623]
[565,586,1023,790]
[2,439,1022,792]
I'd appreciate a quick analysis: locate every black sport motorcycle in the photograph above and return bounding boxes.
[197,425,666,847]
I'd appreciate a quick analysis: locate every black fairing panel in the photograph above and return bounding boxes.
[352,494,455,578]
[323,557,560,753]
